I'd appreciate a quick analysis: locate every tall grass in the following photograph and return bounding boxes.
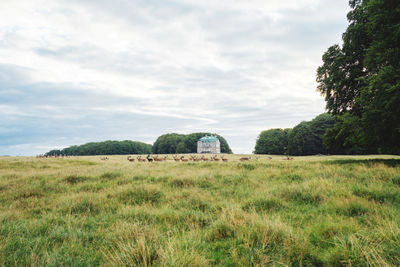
[0,154,399,265]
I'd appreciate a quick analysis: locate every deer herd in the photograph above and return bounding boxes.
[122,154,294,163]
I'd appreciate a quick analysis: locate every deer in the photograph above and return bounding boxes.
[191,155,202,162]
[100,157,109,161]
[268,156,272,160]
[137,156,146,162]
[212,155,220,161]
[180,156,189,162]
[221,155,228,162]
[239,157,251,162]
[283,156,294,160]
[146,154,153,162]
[153,155,163,162]
[201,156,209,161]
[172,155,180,162]
[127,156,135,162]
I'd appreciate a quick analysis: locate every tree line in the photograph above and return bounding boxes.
[152,132,232,154]
[45,133,232,156]
[254,113,335,156]
[45,140,153,156]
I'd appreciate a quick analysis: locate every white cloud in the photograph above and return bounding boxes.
[0,0,350,155]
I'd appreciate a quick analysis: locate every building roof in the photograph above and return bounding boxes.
[199,136,219,143]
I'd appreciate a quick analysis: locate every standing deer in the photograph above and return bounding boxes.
[180,156,189,162]
[239,157,251,162]
[221,155,228,162]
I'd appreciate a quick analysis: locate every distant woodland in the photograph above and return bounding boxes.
[45,133,232,156]
[45,141,152,156]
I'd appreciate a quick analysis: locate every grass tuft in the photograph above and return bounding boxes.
[118,187,164,205]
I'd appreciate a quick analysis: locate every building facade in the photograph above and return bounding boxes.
[197,136,220,153]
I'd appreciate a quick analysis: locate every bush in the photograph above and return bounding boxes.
[119,187,164,205]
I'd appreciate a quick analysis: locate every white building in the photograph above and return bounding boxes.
[197,136,220,153]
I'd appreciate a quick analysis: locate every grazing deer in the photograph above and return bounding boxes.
[180,156,189,162]
[191,155,202,162]
[137,156,146,162]
[212,155,220,161]
[201,156,209,161]
[127,156,135,162]
[239,157,251,162]
[153,155,163,162]
[221,155,228,162]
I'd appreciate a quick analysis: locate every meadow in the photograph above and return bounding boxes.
[0,154,399,266]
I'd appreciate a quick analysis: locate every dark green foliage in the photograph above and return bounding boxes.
[168,178,195,188]
[352,186,399,203]
[118,188,164,205]
[287,113,334,156]
[69,200,100,215]
[242,198,283,212]
[63,175,88,184]
[337,202,369,217]
[254,128,290,154]
[152,132,232,154]
[100,172,121,180]
[325,159,400,167]
[317,0,400,154]
[392,175,400,186]
[208,222,235,241]
[237,163,256,170]
[280,188,323,205]
[45,140,152,156]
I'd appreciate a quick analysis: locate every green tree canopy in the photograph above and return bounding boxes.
[152,132,232,154]
[45,140,152,156]
[254,128,290,154]
[317,0,400,154]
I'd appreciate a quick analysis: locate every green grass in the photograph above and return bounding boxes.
[0,154,399,266]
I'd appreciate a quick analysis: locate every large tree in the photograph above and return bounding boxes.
[317,0,400,154]
[254,128,290,155]
[152,133,232,154]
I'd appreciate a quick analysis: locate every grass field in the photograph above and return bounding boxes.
[0,154,400,266]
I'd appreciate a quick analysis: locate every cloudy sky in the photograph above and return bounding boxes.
[0,0,350,155]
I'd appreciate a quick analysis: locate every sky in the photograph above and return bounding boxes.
[0,0,350,155]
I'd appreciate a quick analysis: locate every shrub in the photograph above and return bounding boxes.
[119,187,164,205]
[63,175,87,184]
[208,222,235,241]
[242,198,283,212]
[100,172,121,179]
[169,178,194,188]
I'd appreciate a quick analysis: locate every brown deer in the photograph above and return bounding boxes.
[127,156,135,162]
[239,157,251,162]
[201,156,209,161]
[212,155,220,161]
[100,157,109,161]
[268,156,272,160]
[221,155,228,162]
[137,156,146,162]
[180,156,189,162]
[172,155,180,162]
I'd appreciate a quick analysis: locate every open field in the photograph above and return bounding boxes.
[1,154,400,266]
